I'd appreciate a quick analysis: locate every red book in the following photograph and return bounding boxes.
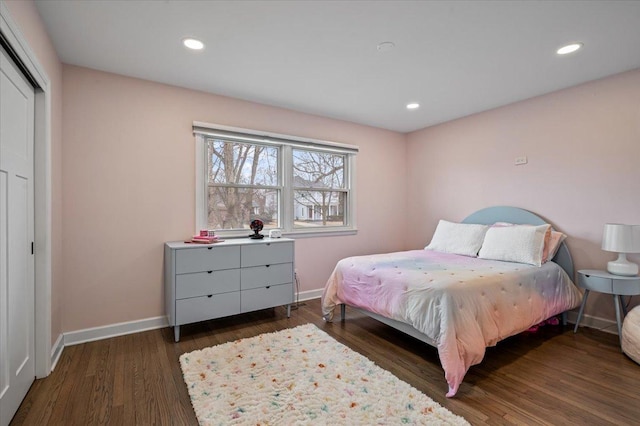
[189,235,223,244]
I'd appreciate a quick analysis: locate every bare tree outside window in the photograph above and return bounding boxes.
[207,139,279,230]
[292,149,346,228]
[197,127,356,236]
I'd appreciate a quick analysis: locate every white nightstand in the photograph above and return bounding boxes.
[573,269,640,347]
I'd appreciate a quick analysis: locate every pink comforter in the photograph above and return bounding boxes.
[321,250,582,397]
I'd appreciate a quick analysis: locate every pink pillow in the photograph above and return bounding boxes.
[545,230,567,261]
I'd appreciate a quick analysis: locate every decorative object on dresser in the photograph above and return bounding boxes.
[249,219,264,239]
[573,269,640,347]
[268,228,282,238]
[165,238,294,342]
[601,223,640,276]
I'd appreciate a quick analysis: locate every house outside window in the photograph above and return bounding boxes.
[292,148,346,229]
[194,123,358,238]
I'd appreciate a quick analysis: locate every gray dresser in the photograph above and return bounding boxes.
[164,238,294,341]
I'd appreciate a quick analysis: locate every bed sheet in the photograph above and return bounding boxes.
[321,249,583,397]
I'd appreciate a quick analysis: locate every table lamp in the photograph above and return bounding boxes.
[601,223,640,276]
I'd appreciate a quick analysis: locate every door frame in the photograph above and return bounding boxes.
[1,1,52,378]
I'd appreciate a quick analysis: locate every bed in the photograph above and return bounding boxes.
[321,206,583,397]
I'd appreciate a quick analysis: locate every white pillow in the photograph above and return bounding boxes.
[425,220,489,257]
[478,224,551,266]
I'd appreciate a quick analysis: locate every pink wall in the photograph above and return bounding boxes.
[61,65,406,332]
[4,0,63,346]
[8,0,638,336]
[406,69,640,322]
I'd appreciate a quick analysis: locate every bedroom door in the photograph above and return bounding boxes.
[0,44,36,426]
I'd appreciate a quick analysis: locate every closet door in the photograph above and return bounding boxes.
[0,44,35,426]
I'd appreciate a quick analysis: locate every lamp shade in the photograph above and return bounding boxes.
[602,223,640,253]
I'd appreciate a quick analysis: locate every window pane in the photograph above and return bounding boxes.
[293,190,346,228]
[208,186,279,230]
[197,128,356,235]
[292,149,344,189]
[208,139,278,186]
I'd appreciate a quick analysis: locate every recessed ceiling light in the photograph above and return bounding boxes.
[183,38,205,51]
[406,103,420,110]
[556,43,582,55]
[377,41,395,52]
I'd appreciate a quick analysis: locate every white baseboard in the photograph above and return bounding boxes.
[63,315,169,347]
[296,288,322,302]
[565,310,619,335]
[60,291,321,349]
[49,333,64,372]
[53,294,616,374]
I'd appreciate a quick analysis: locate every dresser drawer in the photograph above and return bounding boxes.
[241,242,293,267]
[241,283,293,313]
[176,269,240,299]
[176,246,240,274]
[241,263,293,290]
[175,292,240,325]
[578,274,612,292]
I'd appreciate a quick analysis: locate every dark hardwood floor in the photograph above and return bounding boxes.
[11,298,640,425]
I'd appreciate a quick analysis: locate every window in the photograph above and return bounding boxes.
[194,123,357,237]
[206,140,280,230]
[292,149,346,228]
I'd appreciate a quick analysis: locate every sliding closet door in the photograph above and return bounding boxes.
[0,44,35,426]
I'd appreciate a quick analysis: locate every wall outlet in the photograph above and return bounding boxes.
[515,156,528,165]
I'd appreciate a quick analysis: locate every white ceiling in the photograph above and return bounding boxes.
[35,0,640,133]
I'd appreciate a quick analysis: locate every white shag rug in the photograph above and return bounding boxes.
[179,324,469,425]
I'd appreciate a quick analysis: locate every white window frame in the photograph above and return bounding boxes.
[194,122,358,238]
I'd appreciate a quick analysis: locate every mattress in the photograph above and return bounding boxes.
[321,249,583,396]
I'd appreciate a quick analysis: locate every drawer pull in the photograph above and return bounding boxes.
[266,264,270,267]
[207,294,213,298]
[266,286,271,289]
[266,243,271,246]
[208,247,213,250]
[207,270,213,274]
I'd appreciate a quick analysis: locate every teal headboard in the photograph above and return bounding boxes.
[461,206,574,279]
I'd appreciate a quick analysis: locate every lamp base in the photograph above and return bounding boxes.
[607,254,639,276]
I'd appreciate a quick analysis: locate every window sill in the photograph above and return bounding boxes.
[283,228,358,238]
[214,228,358,240]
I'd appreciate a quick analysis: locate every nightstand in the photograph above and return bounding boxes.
[573,269,640,347]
